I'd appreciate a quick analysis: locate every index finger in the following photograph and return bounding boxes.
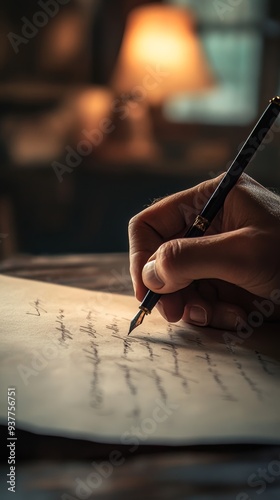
[128,175,223,299]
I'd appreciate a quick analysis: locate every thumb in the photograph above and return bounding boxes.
[142,228,254,294]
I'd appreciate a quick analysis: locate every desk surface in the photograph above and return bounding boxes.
[1,253,280,500]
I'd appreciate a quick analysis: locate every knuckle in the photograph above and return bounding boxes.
[128,206,151,231]
[128,213,143,237]
[157,240,182,278]
[128,214,138,230]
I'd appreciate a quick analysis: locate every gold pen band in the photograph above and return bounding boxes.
[193,215,209,232]
[139,306,151,315]
[269,96,280,106]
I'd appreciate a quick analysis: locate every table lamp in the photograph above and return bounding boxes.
[112,4,215,105]
[110,4,215,161]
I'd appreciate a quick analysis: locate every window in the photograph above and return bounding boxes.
[164,0,268,125]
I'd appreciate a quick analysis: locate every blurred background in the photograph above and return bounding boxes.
[0,0,279,259]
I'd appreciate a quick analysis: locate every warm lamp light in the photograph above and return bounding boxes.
[112,4,215,105]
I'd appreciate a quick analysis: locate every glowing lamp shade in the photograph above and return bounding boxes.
[112,4,215,105]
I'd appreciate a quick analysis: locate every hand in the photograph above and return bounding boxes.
[128,173,280,331]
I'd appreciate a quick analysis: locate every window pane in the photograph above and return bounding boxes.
[165,32,262,124]
[166,0,267,24]
[163,0,266,124]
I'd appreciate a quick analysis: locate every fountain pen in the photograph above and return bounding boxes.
[128,96,280,335]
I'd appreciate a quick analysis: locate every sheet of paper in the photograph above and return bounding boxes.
[1,274,280,445]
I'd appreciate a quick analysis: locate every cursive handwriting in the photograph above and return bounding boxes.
[80,309,97,339]
[83,341,103,409]
[26,299,47,316]
[197,352,237,402]
[55,309,73,345]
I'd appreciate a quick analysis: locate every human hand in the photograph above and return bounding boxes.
[129,174,280,330]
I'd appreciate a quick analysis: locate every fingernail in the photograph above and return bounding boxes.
[143,261,164,289]
[189,306,207,326]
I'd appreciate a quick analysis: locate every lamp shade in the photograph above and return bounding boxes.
[111,4,215,105]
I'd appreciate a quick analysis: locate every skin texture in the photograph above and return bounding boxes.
[128,173,280,331]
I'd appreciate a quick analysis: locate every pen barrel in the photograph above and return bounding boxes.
[200,99,280,225]
[185,225,206,238]
[140,290,162,313]
[137,97,280,319]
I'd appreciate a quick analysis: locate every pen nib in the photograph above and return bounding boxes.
[128,309,146,336]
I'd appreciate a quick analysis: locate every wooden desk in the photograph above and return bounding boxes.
[1,253,280,499]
